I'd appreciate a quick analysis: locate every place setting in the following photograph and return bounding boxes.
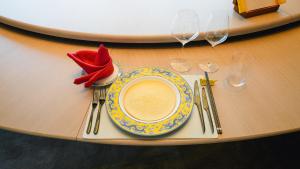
[67,41,225,140]
[65,7,259,141]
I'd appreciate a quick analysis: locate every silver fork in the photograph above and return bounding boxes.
[93,87,108,134]
[86,88,100,134]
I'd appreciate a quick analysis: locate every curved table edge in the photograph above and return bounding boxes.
[0,124,76,142]
[1,13,300,43]
[1,124,299,146]
[75,128,300,146]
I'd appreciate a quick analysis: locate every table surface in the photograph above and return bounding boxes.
[0,21,300,145]
[1,0,300,43]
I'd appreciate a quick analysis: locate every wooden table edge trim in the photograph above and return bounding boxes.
[0,125,76,142]
[74,128,300,146]
[1,13,299,43]
[1,113,299,146]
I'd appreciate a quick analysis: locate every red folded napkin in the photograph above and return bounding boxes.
[67,44,114,87]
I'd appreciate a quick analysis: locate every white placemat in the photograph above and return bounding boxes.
[83,75,218,139]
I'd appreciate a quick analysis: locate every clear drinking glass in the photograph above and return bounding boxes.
[199,10,229,73]
[226,52,250,88]
[170,9,200,73]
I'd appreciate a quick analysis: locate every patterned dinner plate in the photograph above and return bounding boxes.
[106,67,193,136]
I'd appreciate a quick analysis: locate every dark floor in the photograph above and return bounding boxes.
[0,129,299,169]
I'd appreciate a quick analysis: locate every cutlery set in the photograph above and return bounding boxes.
[86,86,109,135]
[194,72,222,135]
[85,68,222,136]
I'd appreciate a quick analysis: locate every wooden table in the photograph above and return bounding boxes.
[0,22,300,145]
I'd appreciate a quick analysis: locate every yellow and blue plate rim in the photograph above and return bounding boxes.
[106,67,193,136]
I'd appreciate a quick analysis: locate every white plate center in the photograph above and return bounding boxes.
[119,76,180,123]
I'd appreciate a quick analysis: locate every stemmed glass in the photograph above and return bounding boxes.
[170,9,200,73]
[199,10,229,73]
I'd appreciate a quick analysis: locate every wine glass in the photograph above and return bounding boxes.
[199,10,229,73]
[170,9,200,73]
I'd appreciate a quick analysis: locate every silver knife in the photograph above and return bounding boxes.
[205,71,222,134]
[194,80,205,133]
[202,87,215,134]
